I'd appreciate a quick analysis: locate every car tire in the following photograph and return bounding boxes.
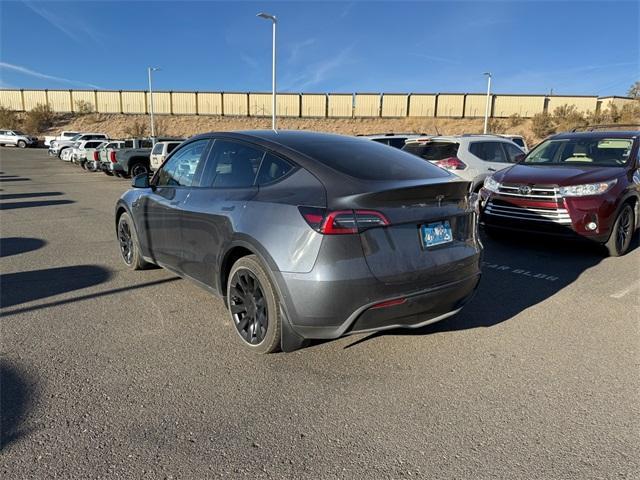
[117,212,149,270]
[129,162,149,178]
[17,140,27,148]
[227,255,281,354]
[604,204,635,257]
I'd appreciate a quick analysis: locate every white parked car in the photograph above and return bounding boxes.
[402,135,525,192]
[51,132,109,158]
[45,130,80,148]
[0,129,38,148]
[149,141,183,171]
[497,134,529,152]
[359,133,429,149]
[87,140,125,171]
[71,140,109,168]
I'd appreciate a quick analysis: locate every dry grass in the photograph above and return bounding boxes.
[43,113,539,143]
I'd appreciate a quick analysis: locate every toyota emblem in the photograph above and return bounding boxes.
[518,185,532,195]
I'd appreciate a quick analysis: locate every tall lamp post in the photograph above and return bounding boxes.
[483,72,492,134]
[257,12,277,132]
[147,67,160,142]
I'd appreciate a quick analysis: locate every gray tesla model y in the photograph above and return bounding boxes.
[115,130,482,353]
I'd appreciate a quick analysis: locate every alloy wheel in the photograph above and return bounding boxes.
[118,220,134,265]
[229,269,268,345]
[616,207,632,253]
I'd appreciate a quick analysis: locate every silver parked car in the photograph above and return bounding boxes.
[0,129,38,148]
[402,134,525,192]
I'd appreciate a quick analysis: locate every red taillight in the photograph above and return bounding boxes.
[370,297,407,309]
[434,157,466,170]
[93,151,99,161]
[298,207,389,235]
[109,151,117,163]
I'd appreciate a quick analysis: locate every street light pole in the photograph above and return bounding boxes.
[257,12,277,132]
[147,67,160,142]
[483,72,492,134]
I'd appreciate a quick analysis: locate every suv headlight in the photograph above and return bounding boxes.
[559,179,617,197]
[483,175,501,193]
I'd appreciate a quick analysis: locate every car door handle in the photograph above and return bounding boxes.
[170,201,180,206]
[487,168,497,172]
[222,205,235,212]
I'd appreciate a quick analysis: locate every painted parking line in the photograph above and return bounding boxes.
[610,280,640,299]
[482,261,559,282]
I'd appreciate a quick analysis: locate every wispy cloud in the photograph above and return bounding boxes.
[239,54,259,70]
[282,44,356,91]
[22,1,103,46]
[339,2,355,19]
[287,38,316,64]
[0,62,102,89]
[409,53,461,66]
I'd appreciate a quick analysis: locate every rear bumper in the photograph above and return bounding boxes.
[274,232,482,340]
[283,272,480,339]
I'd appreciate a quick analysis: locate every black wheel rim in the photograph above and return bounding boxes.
[229,270,268,345]
[118,220,134,264]
[132,165,148,176]
[616,208,632,252]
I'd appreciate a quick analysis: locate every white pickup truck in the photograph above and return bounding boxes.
[44,131,80,148]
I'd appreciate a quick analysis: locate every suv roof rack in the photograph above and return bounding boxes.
[571,124,640,132]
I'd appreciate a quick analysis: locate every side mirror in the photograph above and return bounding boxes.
[132,173,150,188]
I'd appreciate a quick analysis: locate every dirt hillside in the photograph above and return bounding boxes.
[45,113,539,145]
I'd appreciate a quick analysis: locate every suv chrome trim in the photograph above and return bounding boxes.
[497,184,560,200]
[485,201,571,224]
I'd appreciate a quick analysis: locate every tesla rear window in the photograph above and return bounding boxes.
[402,142,459,161]
[294,137,451,180]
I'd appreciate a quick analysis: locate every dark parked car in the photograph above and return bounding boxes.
[480,128,640,256]
[115,131,482,353]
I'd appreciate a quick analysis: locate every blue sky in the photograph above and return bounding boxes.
[1,0,638,96]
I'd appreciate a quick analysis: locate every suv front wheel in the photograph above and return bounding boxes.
[605,204,635,257]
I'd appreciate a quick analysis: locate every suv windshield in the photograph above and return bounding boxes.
[402,141,459,160]
[525,137,633,167]
[14,131,26,135]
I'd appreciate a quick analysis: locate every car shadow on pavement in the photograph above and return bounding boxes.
[0,200,75,210]
[0,237,47,258]
[343,230,630,350]
[0,191,64,200]
[0,265,113,309]
[0,177,30,182]
[0,361,35,451]
[2,276,181,317]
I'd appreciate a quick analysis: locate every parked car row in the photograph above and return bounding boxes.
[48,131,185,178]
[110,125,639,354]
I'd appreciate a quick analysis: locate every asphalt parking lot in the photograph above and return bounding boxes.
[1,147,639,479]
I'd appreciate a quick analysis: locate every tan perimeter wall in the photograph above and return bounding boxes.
[0,89,630,119]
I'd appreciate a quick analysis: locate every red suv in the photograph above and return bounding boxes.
[479,127,640,256]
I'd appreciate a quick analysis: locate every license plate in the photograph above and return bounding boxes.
[420,221,453,248]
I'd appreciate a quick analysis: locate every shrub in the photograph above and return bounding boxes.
[123,119,148,138]
[628,81,640,99]
[0,106,21,129]
[619,100,640,123]
[552,104,587,132]
[531,112,555,138]
[74,99,94,115]
[22,104,55,134]
[508,113,524,127]
[487,118,506,134]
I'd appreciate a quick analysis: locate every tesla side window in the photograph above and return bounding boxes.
[256,153,293,185]
[470,142,508,163]
[204,140,265,188]
[155,139,209,187]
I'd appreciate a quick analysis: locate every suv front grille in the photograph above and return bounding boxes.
[485,201,571,224]
[497,184,559,200]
